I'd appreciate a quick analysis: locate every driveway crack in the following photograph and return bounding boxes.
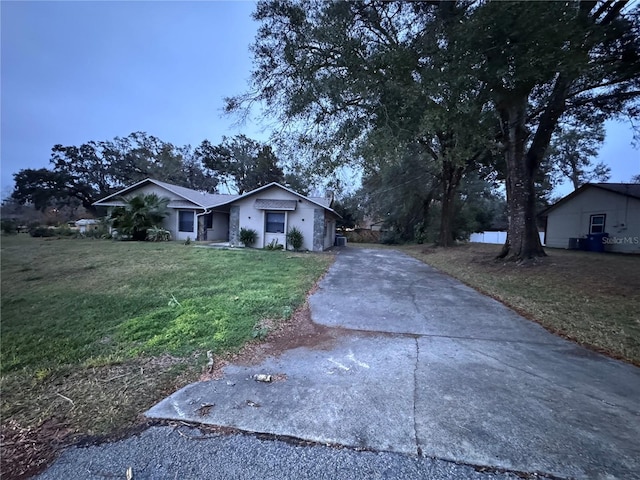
[413,337,421,456]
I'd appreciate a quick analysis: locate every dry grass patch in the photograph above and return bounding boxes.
[0,355,200,479]
[401,243,640,365]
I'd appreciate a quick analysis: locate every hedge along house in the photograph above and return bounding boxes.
[541,183,640,254]
[93,178,340,251]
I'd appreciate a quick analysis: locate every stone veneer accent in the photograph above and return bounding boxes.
[313,208,324,251]
[229,206,240,246]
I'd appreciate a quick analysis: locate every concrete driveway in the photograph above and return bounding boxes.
[147,248,640,479]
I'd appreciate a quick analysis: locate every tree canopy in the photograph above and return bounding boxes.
[11,132,306,215]
[546,122,609,190]
[196,134,286,194]
[226,0,640,259]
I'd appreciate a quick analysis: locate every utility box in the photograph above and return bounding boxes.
[334,236,347,247]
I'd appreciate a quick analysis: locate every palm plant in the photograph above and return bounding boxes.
[110,193,170,240]
[286,226,304,251]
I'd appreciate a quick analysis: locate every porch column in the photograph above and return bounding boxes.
[197,215,206,241]
[229,206,240,246]
[313,208,324,251]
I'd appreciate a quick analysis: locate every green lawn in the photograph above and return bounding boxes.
[1,235,332,437]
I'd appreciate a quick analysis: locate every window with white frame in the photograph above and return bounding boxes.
[179,211,194,232]
[589,214,605,234]
[265,212,285,233]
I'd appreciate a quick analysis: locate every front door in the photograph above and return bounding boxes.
[264,211,286,248]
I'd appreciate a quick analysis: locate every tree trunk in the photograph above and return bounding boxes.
[438,159,464,248]
[498,98,546,261]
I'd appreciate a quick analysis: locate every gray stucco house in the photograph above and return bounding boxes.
[93,178,340,251]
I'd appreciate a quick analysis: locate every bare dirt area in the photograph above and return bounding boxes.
[202,300,341,381]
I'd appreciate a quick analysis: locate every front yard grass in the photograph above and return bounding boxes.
[400,243,640,366]
[1,236,332,453]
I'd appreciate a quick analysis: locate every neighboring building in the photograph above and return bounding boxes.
[357,216,388,232]
[74,218,100,233]
[541,183,640,254]
[93,179,339,251]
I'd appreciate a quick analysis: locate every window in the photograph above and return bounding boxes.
[179,211,194,232]
[266,212,285,233]
[590,214,605,234]
[205,213,213,229]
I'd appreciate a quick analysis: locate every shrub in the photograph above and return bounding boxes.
[29,226,56,238]
[1,219,17,235]
[264,239,283,250]
[55,224,75,237]
[413,223,427,245]
[146,227,171,242]
[81,222,111,239]
[286,226,304,251]
[184,236,192,245]
[380,231,402,245]
[239,228,258,247]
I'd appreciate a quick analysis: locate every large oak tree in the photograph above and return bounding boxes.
[227,0,640,259]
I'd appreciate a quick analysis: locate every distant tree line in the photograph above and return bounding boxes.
[10,132,308,216]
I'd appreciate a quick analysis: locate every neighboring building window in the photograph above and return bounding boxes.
[589,214,605,234]
[205,213,213,229]
[266,212,285,233]
[179,211,194,232]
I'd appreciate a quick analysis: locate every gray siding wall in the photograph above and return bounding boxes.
[546,188,640,253]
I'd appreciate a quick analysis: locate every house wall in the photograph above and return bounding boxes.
[546,188,640,253]
[207,212,229,242]
[324,216,337,249]
[164,209,199,241]
[231,186,323,251]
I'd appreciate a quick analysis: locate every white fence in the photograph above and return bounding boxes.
[469,231,545,246]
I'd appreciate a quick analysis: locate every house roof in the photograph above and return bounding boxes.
[308,196,331,208]
[151,179,239,207]
[221,182,341,217]
[592,183,640,199]
[541,183,640,216]
[93,178,239,209]
[93,179,341,217]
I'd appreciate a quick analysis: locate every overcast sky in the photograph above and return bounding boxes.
[1,1,639,199]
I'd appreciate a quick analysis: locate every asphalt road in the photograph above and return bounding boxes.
[36,425,522,480]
